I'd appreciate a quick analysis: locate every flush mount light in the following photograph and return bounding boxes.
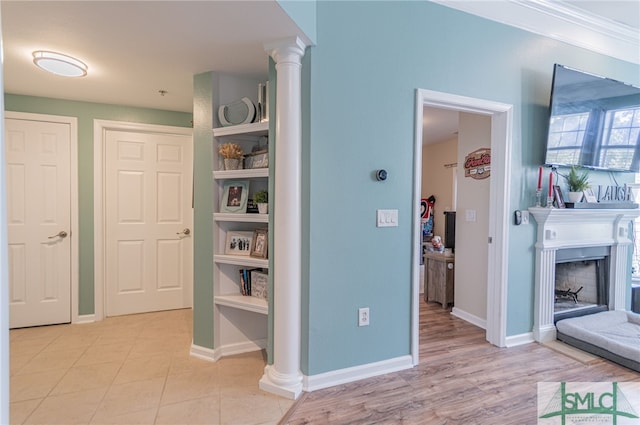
[32,51,88,77]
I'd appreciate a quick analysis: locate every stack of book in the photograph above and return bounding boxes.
[239,268,268,299]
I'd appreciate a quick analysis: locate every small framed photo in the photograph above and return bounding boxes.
[553,185,565,208]
[583,188,597,203]
[250,228,268,259]
[225,231,253,256]
[220,180,249,213]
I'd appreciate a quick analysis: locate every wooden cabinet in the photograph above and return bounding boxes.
[424,252,455,309]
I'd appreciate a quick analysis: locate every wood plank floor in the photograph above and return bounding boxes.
[283,302,639,424]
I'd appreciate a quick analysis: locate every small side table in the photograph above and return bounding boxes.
[423,251,455,309]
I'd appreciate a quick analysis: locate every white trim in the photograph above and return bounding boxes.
[75,314,95,324]
[302,355,413,393]
[451,307,487,330]
[432,0,639,65]
[191,340,267,363]
[505,332,535,347]
[93,120,193,321]
[413,89,513,360]
[4,112,80,325]
[190,343,220,362]
[217,340,267,358]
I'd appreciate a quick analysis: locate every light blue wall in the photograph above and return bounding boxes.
[4,94,192,315]
[301,1,639,375]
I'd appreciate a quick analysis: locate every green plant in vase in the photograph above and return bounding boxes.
[566,166,590,203]
[254,190,268,214]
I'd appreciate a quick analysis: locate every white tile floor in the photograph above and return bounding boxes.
[10,309,293,425]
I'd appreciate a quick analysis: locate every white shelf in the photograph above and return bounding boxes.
[214,213,268,223]
[213,168,268,180]
[214,254,268,268]
[215,295,268,315]
[213,121,268,138]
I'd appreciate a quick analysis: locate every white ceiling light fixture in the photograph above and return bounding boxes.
[32,50,88,77]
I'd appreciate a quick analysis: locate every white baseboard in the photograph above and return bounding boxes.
[505,332,535,347]
[451,307,486,329]
[74,314,95,324]
[190,344,219,362]
[190,339,266,363]
[303,355,413,392]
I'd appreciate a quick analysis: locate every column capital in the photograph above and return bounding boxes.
[265,37,306,65]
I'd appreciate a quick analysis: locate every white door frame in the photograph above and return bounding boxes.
[93,120,193,321]
[5,111,80,324]
[412,89,513,364]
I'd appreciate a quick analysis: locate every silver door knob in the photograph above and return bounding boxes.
[48,230,68,239]
[177,228,191,236]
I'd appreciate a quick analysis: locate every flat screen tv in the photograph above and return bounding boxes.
[544,64,640,172]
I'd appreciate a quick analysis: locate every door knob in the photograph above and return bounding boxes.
[177,228,191,236]
[48,230,68,239]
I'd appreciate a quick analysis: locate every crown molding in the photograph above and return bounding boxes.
[432,0,639,64]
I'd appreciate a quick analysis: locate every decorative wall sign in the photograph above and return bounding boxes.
[464,148,491,179]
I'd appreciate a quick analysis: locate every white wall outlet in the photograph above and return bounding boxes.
[377,209,398,227]
[358,307,370,326]
[521,210,530,224]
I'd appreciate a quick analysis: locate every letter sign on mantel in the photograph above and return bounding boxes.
[464,148,491,180]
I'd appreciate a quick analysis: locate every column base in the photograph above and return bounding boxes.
[259,365,303,400]
[533,324,556,343]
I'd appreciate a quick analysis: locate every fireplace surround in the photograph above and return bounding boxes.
[529,207,640,342]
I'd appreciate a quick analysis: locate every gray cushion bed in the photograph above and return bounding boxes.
[556,310,640,372]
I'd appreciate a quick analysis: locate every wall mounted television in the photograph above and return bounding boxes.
[544,64,640,173]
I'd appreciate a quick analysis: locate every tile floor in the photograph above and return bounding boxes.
[9,309,294,425]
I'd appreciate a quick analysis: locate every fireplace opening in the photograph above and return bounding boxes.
[553,246,610,323]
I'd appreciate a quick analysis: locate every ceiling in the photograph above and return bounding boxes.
[1,1,308,113]
[1,1,638,143]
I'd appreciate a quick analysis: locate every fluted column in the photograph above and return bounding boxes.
[259,37,306,400]
[533,247,557,342]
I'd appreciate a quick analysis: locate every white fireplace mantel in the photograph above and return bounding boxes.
[529,207,640,342]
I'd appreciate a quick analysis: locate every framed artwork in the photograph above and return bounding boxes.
[220,180,249,213]
[553,185,565,208]
[225,231,253,256]
[250,228,268,259]
[583,188,597,203]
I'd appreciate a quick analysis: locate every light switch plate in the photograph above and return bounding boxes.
[377,209,398,227]
[465,209,477,222]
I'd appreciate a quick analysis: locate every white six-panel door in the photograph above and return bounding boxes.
[5,118,71,328]
[105,130,192,316]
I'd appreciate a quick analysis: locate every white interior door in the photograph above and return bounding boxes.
[105,130,192,316]
[5,118,71,328]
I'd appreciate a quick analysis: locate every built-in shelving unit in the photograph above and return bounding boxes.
[212,118,270,357]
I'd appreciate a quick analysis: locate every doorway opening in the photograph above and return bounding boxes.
[411,89,513,364]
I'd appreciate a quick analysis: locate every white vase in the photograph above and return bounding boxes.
[257,203,268,214]
[568,191,583,203]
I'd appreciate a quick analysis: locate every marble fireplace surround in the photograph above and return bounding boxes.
[529,207,640,343]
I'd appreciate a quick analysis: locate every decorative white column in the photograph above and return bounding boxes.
[533,247,557,342]
[259,37,306,400]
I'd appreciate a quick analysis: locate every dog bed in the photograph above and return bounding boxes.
[555,310,640,372]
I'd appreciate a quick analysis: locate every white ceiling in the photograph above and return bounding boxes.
[1,0,638,133]
[1,1,309,113]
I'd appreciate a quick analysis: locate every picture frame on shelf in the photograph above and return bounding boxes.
[220,180,249,213]
[553,185,565,208]
[225,231,253,256]
[250,228,268,259]
[250,270,268,300]
[583,188,597,203]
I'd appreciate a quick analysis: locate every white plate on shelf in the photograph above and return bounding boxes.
[218,97,256,127]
